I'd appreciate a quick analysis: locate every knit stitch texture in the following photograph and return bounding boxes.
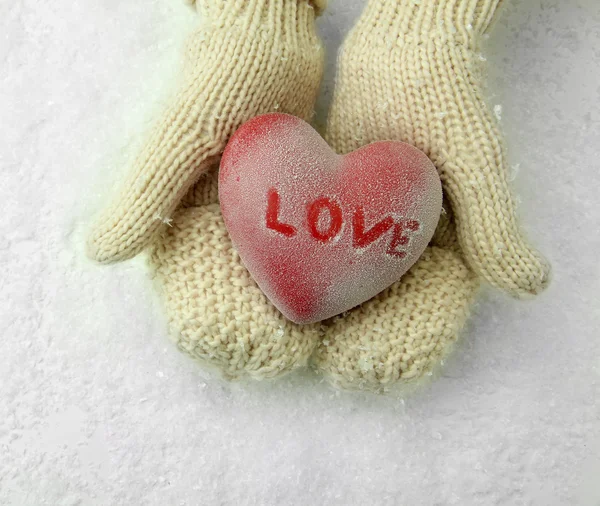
[184,0,327,16]
[88,0,549,392]
[88,0,326,379]
[89,0,324,263]
[313,0,549,391]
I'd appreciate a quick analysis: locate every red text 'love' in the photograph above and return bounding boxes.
[266,188,420,259]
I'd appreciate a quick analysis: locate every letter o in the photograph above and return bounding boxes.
[307,197,343,242]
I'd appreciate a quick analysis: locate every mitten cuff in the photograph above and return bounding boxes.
[359,0,504,46]
[186,0,326,17]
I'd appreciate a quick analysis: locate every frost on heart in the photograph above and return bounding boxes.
[219,113,442,323]
[266,188,421,259]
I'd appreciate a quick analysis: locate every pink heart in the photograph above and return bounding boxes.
[219,114,442,324]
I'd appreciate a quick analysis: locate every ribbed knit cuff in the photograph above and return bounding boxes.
[188,0,323,41]
[187,0,326,17]
[358,0,504,46]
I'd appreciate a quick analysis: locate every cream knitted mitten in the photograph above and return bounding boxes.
[89,0,549,389]
[88,0,326,379]
[312,0,550,390]
[89,0,325,263]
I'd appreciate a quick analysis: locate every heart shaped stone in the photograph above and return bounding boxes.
[219,113,442,324]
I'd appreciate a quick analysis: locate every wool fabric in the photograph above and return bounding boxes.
[313,0,550,391]
[88,0,549,391]
[185,0,328,16]
[88,0,326,379]
[88,0,325,263]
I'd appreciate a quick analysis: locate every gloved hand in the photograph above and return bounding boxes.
[312,0,551,390]
[88,0,326,379]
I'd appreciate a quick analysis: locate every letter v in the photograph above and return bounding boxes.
[352,207,394,248]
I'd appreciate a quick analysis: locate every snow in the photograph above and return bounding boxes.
[1,1,599,505]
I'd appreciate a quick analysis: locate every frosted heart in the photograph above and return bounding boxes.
[219,113,442,324]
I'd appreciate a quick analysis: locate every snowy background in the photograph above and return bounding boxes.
[1,0,599,504]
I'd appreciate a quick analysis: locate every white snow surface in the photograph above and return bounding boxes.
[1,1,599,505]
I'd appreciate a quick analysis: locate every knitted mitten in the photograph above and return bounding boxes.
[88,0,326,379]
[312,0,550,391]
